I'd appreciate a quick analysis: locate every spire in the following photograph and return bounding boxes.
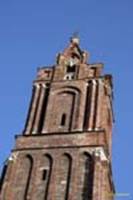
[56,34,89,65]
[70,32,80,45]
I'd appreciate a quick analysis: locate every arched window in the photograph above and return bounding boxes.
[37,84,50,133]
[33,154,53,200]
[82,153,94,200]
[43,154,53,200]
[55,153,72,200]
[24,155,33,199]
[9,154,33,199]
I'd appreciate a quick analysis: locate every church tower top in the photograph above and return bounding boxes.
[61,34,88,65]
[36,37,106,83]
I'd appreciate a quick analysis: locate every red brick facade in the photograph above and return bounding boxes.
[0,37,115,200]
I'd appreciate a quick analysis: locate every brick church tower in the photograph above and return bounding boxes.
[0,37,115,200]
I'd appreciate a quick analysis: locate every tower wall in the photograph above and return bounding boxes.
[0,37,115,200]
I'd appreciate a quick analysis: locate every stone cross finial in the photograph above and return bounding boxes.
[70,31,80,45]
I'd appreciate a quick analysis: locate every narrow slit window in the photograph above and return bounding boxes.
[42,169,47,180]
[61,114,66,126]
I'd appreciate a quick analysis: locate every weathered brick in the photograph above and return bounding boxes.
[0,37,115,200]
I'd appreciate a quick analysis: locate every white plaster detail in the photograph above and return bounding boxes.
[64,73,74,80]
[71,37,80,45]
[92,79,97,85]
[32,131,37,134]
[75,128,83,131]
[34,83,40,88]
[94,127,101,131]
[61,180,67,184]
[51,91,55,95]
[42,84,46,88]
[94,147,108,161]
[42,130,48,133]
[8,152,19,162]
[24,132,30,135]
[39,167,49,170]
[85,82,89,86]
[88,128,93,131]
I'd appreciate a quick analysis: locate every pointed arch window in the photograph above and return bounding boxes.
[24,155,33,199]
[82,153,94,200]
[55,153,72,199]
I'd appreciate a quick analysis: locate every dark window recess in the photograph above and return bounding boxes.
[42,169,47,180]
[31,84,42,133]
[64,154,72,200]
[83,82,92,130]
[24,155,33,199]
[44,155,53,200]
[69,94,75,131]
[45,70,51,78]
[61,114,66,126]
[82,154,94,200]
[0,164,8,191]
[92,81,99,130]
[71,75,74,79]
[23,86,36,134]
[66,65,76,73]
[107,109,112,125]
[37,85,50,133]
[71,53,80,59]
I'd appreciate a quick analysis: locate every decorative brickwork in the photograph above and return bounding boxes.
[0,36,115,200]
